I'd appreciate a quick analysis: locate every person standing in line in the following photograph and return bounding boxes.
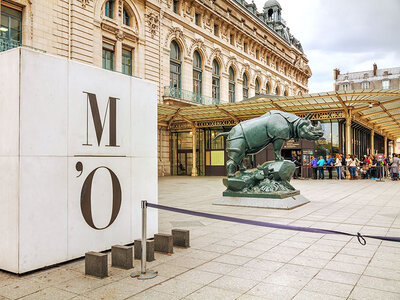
[384,155,390,178]
[367,154,373,179]
[335,154,342,179]
[291,154,301,179]
[390,153,399,181]
[342,154,347,176]
[317,156,326,179]
[326,155,334,179]
[311,156,318,179]
[347,155,357,180]
[354,155,360,179]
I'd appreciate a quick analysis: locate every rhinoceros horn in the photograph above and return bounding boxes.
[315,121,322,130]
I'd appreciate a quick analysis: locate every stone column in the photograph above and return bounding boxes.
[345,117,352,155]
[384,136,388,157]
[191,127,198,176]
[115,40,122,73]
[236,78,243,103]
[220,73,229,103]
[137,40,146,79]
[203,65,212,103]
[182,58,193,95]
[371,130,375,155]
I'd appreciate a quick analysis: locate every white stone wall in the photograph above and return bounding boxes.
[0,48,158,273]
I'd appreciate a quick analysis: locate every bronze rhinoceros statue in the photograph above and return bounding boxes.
[214,110,323,177]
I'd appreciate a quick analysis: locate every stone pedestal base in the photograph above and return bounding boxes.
[214,194,310,210]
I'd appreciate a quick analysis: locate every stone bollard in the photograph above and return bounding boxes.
[172,229,190,248]
[111,245,133,269]
[85,252,108,278]
[134,239,155,262]
[154,233,173,254]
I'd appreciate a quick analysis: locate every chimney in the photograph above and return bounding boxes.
[333,68,340,80]
[373,63,377,76]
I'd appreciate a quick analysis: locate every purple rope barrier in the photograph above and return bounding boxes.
[147,203,400,245]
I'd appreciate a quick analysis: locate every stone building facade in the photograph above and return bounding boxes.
[1,0,311,175]
[334,64,400,155]
[334,63,400,91]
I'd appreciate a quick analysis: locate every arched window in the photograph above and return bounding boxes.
[284,90,288,96]
[123,8,130,26]
[169,41,181,97]
[229,67,235,103]
[243,73,249,99]
[255,78,260,95]
[212,60,220,104]
[266,82,270,94]
[105,0,114,18]
[275,86,279,95]
[275,61,279,71]
[193,50,202,103]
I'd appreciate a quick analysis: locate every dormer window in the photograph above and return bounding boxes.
[361,81,370,89]
[105,0,113,19]
[341,83,350,91]
[382,79,389,89]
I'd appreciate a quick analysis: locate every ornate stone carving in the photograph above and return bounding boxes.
[164,27,188,51]
[118,0,123,17]
[189,38,206,57]
[115,29,125,41]
[207,48,223,66]
[225,56,238,73]
[145,12,159,38]
[241,63,251,78]
[78,0,91,8]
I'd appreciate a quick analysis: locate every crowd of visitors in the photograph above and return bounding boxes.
[293,153,400,181]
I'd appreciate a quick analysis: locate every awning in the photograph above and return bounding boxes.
[158,89,400,140]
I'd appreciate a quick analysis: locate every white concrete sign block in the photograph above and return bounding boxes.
[0,48,158,273]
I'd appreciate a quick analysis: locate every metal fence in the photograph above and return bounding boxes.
[0,38,21,53]
[163,86,220,105]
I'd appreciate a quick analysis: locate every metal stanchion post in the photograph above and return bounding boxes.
[339,166,341,181]
[131,200,158,280]
[376,165,385,182]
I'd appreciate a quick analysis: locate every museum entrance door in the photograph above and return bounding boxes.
[171,131,204,176]
[177,150,193,176]
[281,149,301,160]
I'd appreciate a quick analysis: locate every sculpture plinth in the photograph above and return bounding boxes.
[213,110,324,210]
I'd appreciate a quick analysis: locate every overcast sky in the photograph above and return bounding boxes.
[253,0,400,93]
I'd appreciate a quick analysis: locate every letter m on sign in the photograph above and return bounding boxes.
[83,92,119,147]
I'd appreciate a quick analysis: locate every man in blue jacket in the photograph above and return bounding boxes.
[326,155,334,179]
[311,156,318,179]
[317,156,326,179]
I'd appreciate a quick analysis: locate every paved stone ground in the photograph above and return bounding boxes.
[0,177,399,299]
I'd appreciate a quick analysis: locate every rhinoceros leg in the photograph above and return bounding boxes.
[272,139,285,161]
[227,160,237,177]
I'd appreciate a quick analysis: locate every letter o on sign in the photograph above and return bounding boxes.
[80,166,122,230]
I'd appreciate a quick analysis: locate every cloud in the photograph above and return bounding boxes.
[252,0,400,92]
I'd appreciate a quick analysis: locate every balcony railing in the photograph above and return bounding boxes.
[163,86,220,105]
[0,38,21,53]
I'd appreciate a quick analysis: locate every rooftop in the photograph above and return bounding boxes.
[232,0,304,52]
[337,66,400,82]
